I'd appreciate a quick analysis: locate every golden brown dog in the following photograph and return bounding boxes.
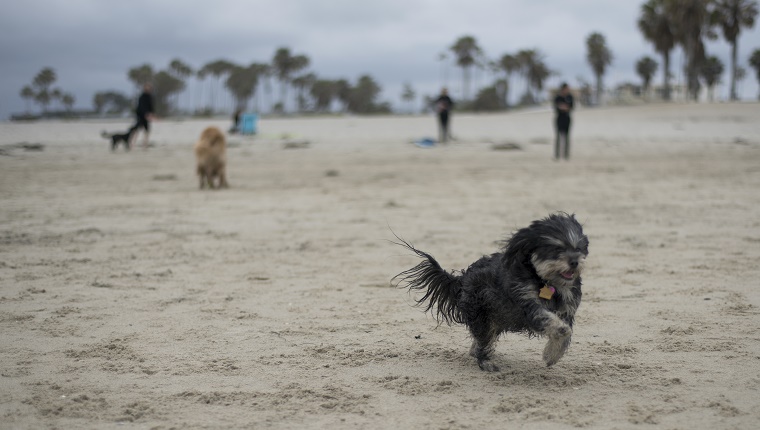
[194,126,229,189]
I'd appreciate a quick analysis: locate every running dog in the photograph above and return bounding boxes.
[393,213,588,371]
[194,126,229,189]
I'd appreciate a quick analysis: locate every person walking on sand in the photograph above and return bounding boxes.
[554,83,574,160]
[129,83,155,149]
[434,88,454,143]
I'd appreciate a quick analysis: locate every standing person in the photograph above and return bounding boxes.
[554,83,574,160]
[229,108,242,134]
[129,83,155,149]
[434,88,454,143]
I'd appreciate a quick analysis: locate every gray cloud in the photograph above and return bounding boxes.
[1,0,758,118]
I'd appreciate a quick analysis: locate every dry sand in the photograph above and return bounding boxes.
[1,103,759,429]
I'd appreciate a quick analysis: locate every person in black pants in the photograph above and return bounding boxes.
[129,83,155,149]
[554,83,574,160]
[434,88,454,143]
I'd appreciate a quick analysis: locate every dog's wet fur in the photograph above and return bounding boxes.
[194,126,228,189]
[393,213,588,371]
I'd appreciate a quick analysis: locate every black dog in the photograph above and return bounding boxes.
[101,128,134,151]
[393,213,588,371]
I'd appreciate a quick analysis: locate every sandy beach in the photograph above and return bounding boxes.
[1,103,760,429]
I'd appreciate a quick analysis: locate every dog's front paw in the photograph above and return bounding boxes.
[543,335,572,367]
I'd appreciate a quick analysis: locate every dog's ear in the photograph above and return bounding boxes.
[503,227,536,267]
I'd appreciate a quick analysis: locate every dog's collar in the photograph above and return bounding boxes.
[539,285,556,300]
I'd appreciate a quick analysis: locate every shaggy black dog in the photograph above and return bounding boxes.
[393,213,588,371]
[102,128,134,151]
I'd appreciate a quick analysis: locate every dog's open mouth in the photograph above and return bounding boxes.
[560,271,574,280]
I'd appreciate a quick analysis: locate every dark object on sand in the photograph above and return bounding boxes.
[0,142,45,155]
[102,130,134,151]
[152,174,178,181]
[491,142,522,151]
[283,140,310,149]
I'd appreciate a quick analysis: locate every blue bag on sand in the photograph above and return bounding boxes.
[414,137,436,148]
[240,113,258,135]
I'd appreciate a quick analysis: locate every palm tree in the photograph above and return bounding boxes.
[200,60,235,113]
[347,75,383,114]
[169,59,193,78]
[272,48,311,113]
[749,48,760,98]
[498,53,520,107]
[246,63,270,113]
[225,64,261,111]
[700,56,725,101]
[196,68,209,113]
[735,64,747,94]
[152,71,185,116]
[127,64,154,90]
[32,67,57,113]
[586,32,613,104]
[272,48,293,111]
[528,60,552,102]
[61,93,75,113]
[34,91,51,115]
[50,88,62,111]
[310,80,337,112]
[667,0,716,101]
[449,35,483,101]
[254,64,274,113]
[20,86,34,113]
[292,72,316,112]
[713,0,758,100]
[638,0,677,100]
[401,82,416,113]
[335,79,351,112]
[636,56,659,97]
[289,56,311,111]
[169,58,194,112]
[516,49,538,104]
[32,67,56,90]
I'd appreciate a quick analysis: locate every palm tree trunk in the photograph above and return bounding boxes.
[505,73,511,108]
[462,66,470,101]
[686,39,701,101]
[596,74,603,105]
[279,80,286,112]
[663,52,671,101]
[730,41,738,101]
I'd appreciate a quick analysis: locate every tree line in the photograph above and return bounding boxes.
[17,0,760,118]
[19,68,76,115]
[92,47,390,117]
[635,0,758,102]
[450,0,758,109]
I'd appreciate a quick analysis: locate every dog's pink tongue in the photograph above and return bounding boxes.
[561,271,574,279]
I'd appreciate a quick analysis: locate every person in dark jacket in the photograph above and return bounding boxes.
[129,83,155,148]
[434,88,454,143]
[554,83,574,160]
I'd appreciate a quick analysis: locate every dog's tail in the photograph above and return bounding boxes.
[391,236,464,325]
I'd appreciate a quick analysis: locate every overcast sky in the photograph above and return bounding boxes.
[2,0,759,119]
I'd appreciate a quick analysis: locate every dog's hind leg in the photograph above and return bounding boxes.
[468,321,500,372]
[197,167,207,189]
[218,169,229,189]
